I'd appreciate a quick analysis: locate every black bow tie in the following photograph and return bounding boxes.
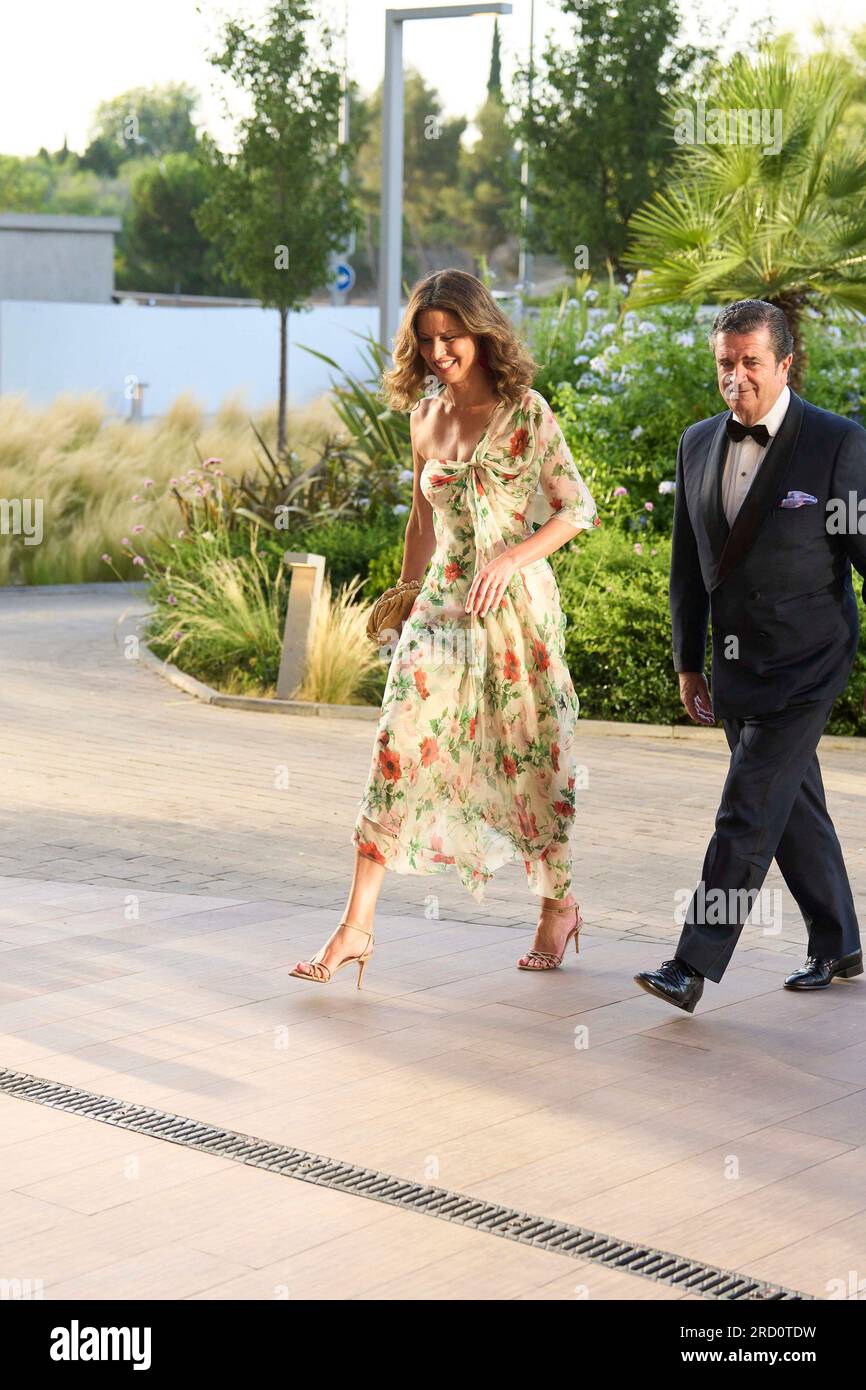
[727,417,770,447]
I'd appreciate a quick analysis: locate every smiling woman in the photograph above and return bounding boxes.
[289,268,602,990]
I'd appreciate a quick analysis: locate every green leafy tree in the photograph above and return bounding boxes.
[196,0,362,456]
[515,0,710,273]
[460,93,521,263]
[488,16,503,100]
[353,69,471,284]
[0,155,53,210]
[80,83,200,177]
[624,49,866,391]
[119,152,243,295]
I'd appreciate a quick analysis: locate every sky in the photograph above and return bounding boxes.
[1,0,864,157]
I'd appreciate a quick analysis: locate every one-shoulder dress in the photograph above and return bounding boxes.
[351,385,599,903]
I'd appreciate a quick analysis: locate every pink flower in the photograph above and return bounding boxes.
[644,501,654,512]
[121,536,130,545]
[167,594,177,605]
[613,486,629,497]
[101,553,111,563]
[177,529,186,538]
[132,524,145,534]
[131,494,141,502]
[132,556,146,566]
[634,543,643,554]
[143,478,155,488]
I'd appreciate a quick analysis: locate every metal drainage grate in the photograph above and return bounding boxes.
[0,1065,810,1300]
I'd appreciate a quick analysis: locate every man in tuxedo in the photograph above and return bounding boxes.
[635,298,866,1012]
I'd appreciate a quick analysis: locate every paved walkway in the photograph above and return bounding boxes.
[0,583,864,1300]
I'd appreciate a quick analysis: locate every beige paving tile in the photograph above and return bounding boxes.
[2,583,865,1298]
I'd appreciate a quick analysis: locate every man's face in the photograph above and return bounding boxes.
[713,326,792,424]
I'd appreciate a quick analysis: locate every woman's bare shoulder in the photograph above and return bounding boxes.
[410,393,439,430]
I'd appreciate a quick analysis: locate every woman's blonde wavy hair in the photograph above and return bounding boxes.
[379,269,539,413]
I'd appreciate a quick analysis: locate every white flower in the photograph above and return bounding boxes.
[580,330,600,348]
[398,469,414,484]
[674,331,695,348]
[573,354,590,366]
[658,479,676,495]
[583,288,599,304]
[654,365,669,376]
[589,355,608,375]
[638,321,657,335]
[631,426,643,440]
[600,321,617,337]
[393,503,409,515]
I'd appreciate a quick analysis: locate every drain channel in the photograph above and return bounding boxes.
[0,1066,810,1300]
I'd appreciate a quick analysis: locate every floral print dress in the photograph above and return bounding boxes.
[351,386,599,903]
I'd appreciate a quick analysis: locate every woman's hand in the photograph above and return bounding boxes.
[465,549,518,618]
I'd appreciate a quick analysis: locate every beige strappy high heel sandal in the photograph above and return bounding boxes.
[517,899,583,971]
[289,922,374,989]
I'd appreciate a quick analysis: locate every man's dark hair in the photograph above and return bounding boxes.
[708,299,795,363]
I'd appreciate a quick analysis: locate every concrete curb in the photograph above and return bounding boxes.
[116,609,866,749]
[117,609,381,722]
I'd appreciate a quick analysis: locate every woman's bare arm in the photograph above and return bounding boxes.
[398,403,437,584]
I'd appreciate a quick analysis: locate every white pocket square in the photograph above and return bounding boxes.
[778,491,818,508]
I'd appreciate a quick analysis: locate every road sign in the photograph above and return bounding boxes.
[334,261,355,293]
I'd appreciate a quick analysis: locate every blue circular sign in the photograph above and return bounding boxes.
[334,261,355,292]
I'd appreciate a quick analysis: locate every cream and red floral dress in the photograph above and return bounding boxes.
[351,386,599,902]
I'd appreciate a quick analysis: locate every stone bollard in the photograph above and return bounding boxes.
[276,552,326,700]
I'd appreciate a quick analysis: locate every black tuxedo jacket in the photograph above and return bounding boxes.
[670,390,866,719]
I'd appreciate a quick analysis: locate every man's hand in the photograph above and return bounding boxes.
[679,671,715,725]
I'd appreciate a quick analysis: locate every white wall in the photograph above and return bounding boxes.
[0,299,381,417]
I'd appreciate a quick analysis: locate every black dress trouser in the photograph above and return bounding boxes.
[676,695,861,982]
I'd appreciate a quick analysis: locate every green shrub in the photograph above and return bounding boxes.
[552,526,865,733]
[286,515,404,594]
[528,295,866,538]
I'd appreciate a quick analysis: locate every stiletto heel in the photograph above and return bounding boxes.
[517,899,582,970]
[290,922,374,987]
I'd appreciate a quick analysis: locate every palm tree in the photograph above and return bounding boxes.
[623,51,866,390]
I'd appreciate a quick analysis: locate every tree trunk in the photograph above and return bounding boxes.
[277,306,289,459]
[768,290,807,394]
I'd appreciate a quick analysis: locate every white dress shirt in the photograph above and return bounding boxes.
[722,384,790,527]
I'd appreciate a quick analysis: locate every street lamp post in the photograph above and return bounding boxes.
[379,3,513,354]
[516,0,536,320]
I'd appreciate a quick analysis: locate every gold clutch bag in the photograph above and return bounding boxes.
[366,579,422,644]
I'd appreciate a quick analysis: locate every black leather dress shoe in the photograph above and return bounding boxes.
[783,949,863,990]
[634,957,704,1013]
